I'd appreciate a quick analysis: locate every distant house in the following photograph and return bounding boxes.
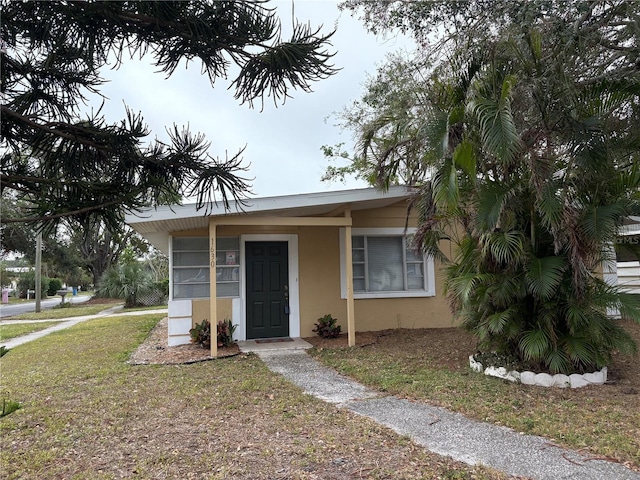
[615,216,640,295]
[125,187,456,355]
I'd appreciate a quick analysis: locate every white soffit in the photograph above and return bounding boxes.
[126,186,412,234]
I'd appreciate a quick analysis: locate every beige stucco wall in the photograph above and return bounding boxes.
[169,200,458,340]
[191,298,232,328]
[297,226,344,337]
[294,203,456,336]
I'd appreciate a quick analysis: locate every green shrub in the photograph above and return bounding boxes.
[155,279,169,297]
[189,319,237,349]
[217,319,237,347]
[16,271,50,298]
[97,261,153,308]
[0,346,9,357]
[47,278,63,296]
[189,320,211,348]
[312,314,342,338]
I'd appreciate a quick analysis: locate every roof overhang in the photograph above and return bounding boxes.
[126,186,414,253]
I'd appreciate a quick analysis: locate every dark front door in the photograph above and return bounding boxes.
[246,241,289,339]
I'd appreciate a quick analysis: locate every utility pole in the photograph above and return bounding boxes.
[35,230,42,312]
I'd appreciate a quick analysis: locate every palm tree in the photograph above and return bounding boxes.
[97,257,154,308]
[411,36,640,374]
[333,2,640,374]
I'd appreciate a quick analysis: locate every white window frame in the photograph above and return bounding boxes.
[170,236,240,300]
[339,228,436,299]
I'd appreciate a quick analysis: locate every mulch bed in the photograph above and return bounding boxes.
[128,316,241,365]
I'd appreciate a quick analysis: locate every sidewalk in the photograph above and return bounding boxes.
[258,349,640,480]
[0,306,168,350]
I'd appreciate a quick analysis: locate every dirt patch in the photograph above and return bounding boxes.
[128,316,240,365]
[305,327,479,371]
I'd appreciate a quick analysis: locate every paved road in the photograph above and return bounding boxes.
[0,295,90,318]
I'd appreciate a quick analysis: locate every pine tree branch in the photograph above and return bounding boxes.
[0,199,123,224]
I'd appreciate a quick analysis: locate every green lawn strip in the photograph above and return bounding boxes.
[7,304,120,321]
[121,305,167,312]
[0,315,508,480]
[310,339,640,469]
[0,321,62,341]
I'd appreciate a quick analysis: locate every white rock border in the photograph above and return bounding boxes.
[469,355,607,388]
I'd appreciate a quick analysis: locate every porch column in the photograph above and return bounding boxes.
[344,208,356,346]
[209,219,218,357]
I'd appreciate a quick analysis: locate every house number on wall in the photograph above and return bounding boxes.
[210,238,216,268]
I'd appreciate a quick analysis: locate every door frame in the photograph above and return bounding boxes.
[236,234,300,341]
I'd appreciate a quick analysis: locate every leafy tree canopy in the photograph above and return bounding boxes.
[1,0,338,233]
[332,0,640,373]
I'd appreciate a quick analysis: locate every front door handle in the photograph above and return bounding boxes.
[284,285,290,315]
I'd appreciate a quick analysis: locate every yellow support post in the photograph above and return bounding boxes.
[344,209,356,347]
[209,220,218,358]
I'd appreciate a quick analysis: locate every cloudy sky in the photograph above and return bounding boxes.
[90,1,413,199]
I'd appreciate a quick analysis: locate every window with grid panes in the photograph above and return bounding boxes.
[172,237,240,299]
[352,235,426,293]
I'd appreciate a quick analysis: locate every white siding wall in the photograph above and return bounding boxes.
[618,261,640,294]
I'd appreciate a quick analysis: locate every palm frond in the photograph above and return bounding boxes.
[544,349,572,375]
[480,230,525,266]
[467,76,521,163]
[475,181,512,232]
[579,203,628,244]
[519,328,551,362]
[525,255,567,301]
[484,307,517,334]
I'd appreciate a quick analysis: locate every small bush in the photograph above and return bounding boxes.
[47,278,63,296]
[189,320,211,349]
[217,319,237,347]
[1,399,21,418]
[16,271,50,298]
[0,346,9,357]
[313,314,342,338]
[189,319,238,349]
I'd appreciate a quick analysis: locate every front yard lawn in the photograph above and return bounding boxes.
[7,303,120,321]
[0,321,62,341]
[0,314,508,479]
[308,320,640,471]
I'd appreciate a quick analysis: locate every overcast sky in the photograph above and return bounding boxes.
[90,1,413,199]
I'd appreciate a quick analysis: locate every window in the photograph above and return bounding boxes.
[342,229,434,298]
[215,237,240,297]
[172,237,240,299]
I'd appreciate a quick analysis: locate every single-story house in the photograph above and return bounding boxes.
[125,186,457,356]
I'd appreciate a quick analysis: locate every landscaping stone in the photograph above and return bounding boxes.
[468,355,483,372]
[520,371,536,385]
[534,373,554,387]
[469,355,609,388]
[552,374,571,388]
[569,374,590,388]
[583,368,607,385]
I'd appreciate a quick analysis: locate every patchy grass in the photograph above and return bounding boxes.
[7,304,119,321]
[0,321,62,341]
[0,314,511,480]
[122,305,168,312]
[308,320,640,471]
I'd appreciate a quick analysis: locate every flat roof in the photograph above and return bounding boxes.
[126,186,413,253]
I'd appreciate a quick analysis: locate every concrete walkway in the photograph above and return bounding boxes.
[257,349,640,480]
[0,307,168,350]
